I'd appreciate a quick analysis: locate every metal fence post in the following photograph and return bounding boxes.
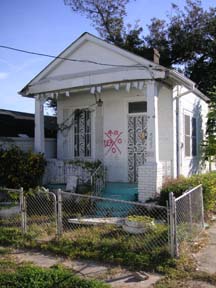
[57,189,63,237]
[169,192,178,257]
[20,187,27,234]
[189,193,193,233]
[200,185,205,229]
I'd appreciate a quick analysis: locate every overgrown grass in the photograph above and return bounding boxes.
[1,227,216,287]
[155,266,216,287]
[0,259,109,288]
[0,226,173,272]
[154,243,216,287]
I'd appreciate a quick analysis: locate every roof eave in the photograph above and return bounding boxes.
[167,69,209,102]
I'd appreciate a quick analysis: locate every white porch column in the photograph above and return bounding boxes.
[138,80,163,202]
[34,95,45,154]
[95,104,104,161]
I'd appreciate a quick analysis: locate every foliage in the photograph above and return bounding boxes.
[0,146,46,190]
[45,98,57,114]
[65,0,216,96]
[146,0,216,95]
[159,172,216,212]
[202,87,216,164]
[64,0,134,46]
[67,159,101,171]
[159,176,192,206]
[127,215,153,223]
[0,260,109,288]
[0,225,172,272]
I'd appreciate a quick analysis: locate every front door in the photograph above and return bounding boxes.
[128,114,147,183]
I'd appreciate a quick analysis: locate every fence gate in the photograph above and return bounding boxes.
[0,188,23,230]
[25,191,57,240]
[169,184,204,257]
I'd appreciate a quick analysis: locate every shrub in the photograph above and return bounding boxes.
[193,172,216,212]
[159,176,192,206]
[159,172,216,212]
[0,261,110,288]
[0,145,46,190]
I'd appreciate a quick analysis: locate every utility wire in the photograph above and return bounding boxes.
[0,44,153,69]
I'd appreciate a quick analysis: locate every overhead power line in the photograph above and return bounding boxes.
[0,44,152,69]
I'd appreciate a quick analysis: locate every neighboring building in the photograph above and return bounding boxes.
[0,109,57,158]
[19,33,209,201]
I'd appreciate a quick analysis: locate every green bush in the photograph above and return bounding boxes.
[159,172,216,212]
[159,176,192,206]
[0,261,109,288]
[0,145,46,190]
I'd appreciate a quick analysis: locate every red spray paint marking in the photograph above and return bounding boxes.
[104,130,123,155]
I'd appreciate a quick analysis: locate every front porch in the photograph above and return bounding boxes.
[35,79,174,202]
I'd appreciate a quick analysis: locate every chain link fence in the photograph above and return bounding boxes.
[0,184,205,258]
[0,187,23,229]
[169,184,204,257]
[26,191,57,239]
[58,191,169,253]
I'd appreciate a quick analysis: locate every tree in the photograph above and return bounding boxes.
[146,0,216,96]
[64,0,132,46]
[202,87,216,169]
[64,0,216,96]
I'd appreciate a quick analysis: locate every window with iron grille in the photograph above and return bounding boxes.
[74,109,91,157]
[184,114,197,157]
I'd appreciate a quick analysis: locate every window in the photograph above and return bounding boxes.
[184,115,191,157]
[192,117,197,156]
[74,109,91,157]
[129,101,147,113]
[184,114,197,157]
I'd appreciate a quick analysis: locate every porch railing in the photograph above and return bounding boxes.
[90,163,106,195]
[44,159,92,184]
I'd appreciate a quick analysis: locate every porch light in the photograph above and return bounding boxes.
[97,98,103,107]
[95,92,103,107]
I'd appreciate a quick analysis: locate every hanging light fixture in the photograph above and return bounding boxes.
[94,92,103,107]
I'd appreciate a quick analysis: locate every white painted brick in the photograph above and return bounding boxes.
[138,161,163,202]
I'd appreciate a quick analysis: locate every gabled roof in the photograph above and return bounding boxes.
[19,32,165,96]
[19,32,208,102]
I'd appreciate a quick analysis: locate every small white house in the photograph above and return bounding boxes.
[20,33,209,202]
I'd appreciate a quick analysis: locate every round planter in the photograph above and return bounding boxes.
[122,224,147,234]
[123,219,155,234]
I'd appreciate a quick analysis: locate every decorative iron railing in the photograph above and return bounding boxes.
[90,163,106,195]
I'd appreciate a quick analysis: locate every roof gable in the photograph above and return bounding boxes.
[20,32,208,102]
[22,33,160,91]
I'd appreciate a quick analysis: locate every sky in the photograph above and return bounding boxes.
[0,0,215,114]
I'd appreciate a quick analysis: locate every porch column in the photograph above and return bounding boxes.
[34,95,45,154]
[138,80,163,202]
[95,104,104,162]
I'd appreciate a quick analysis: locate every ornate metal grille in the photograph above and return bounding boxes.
[128,114,147,183]
[74,110,91,157]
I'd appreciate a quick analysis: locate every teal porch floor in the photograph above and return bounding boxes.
[46,182,138,202]
[96,182,138,217]
[102,182,137,201]
[46,182,138,217]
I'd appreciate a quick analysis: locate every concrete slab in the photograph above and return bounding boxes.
[195,222,216,274]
